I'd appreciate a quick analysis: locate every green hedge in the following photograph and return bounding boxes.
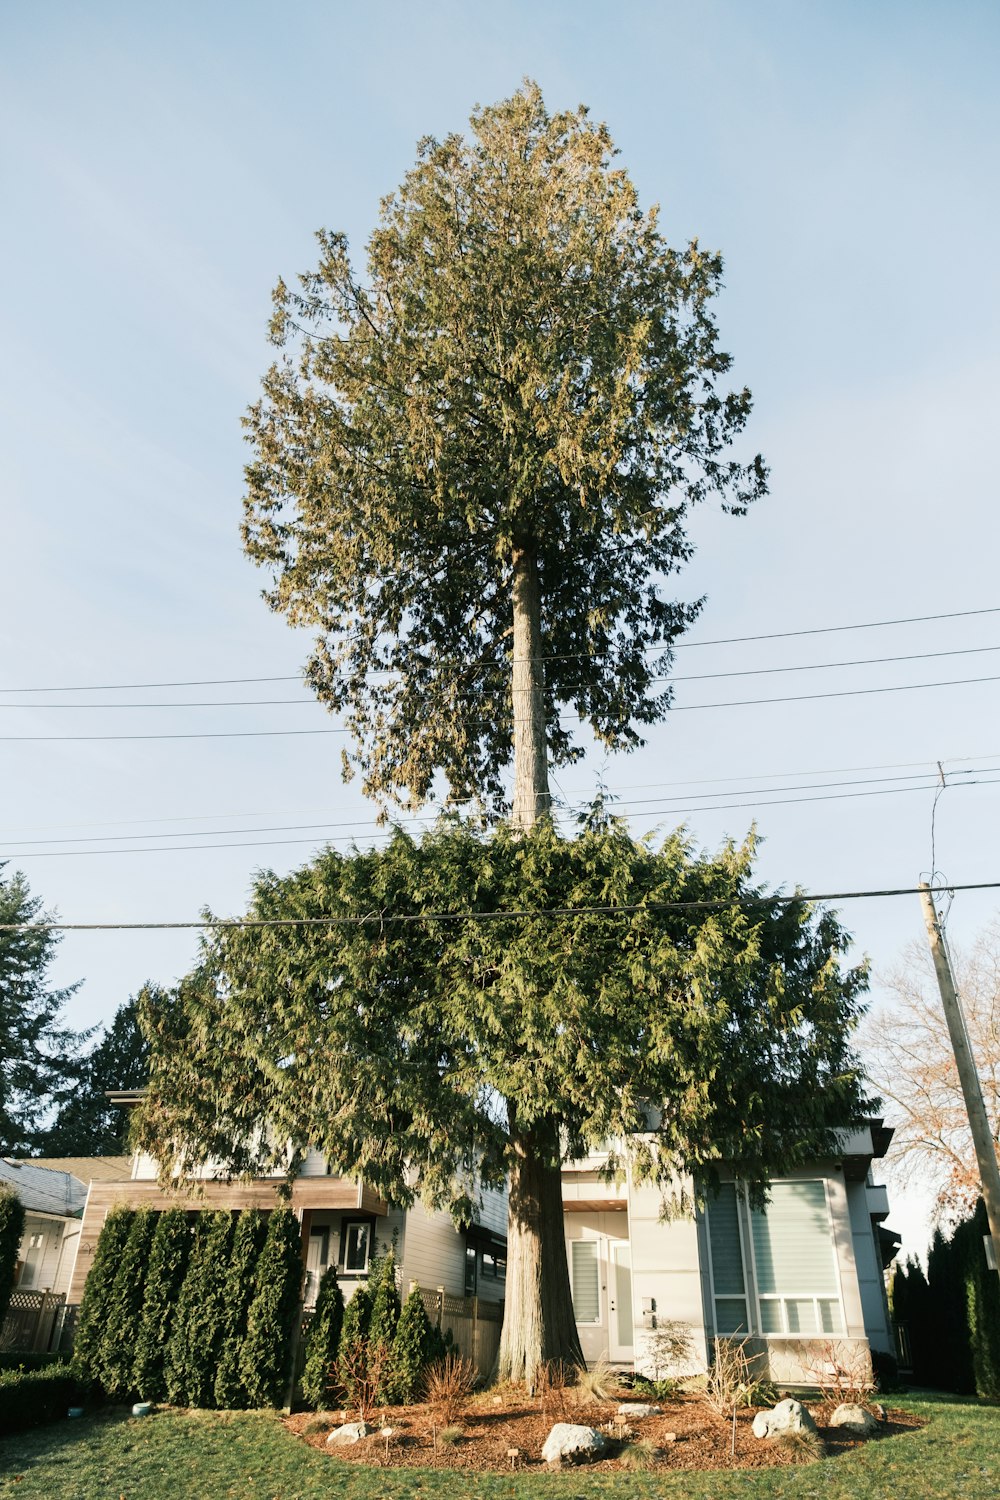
[0,1364,85,1436]
[0,1188,26,1328]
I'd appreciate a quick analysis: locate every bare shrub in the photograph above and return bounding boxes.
[535,1359,573,1419]
[336,1338,392,1423]
[704,1337,763,1417]
[574,1355,618,1404]
[423,1353,477,1425]
[803,1340,875,1413]
[645,1319,695,1379]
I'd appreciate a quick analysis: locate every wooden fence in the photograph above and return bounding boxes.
[417,1285,504,1382]
[0,1289,66,1354]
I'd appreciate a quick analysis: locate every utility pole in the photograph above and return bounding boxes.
[918,882,1000,1279]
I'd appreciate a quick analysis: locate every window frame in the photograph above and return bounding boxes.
[569,1236,602,1327]
[339,1217,374,1276]
[703,1183,752,1338]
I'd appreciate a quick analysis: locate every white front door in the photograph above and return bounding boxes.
[607,1240,634,1362]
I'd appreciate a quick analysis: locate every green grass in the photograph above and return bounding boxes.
[0,1396,995,1500]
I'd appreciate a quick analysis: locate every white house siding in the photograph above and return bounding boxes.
[16,1214,68,1295]
[846,1179,893,1353]
[627,1178,708,1375]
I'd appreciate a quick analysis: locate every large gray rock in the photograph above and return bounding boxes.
[829,1403,878,1435]
[617,1401,661,1418]
[541,1423,609,1465]
[327,1421,372,1445]
[752,1399,818,1440]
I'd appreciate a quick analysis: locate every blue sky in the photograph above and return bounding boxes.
[2,1,999,1251]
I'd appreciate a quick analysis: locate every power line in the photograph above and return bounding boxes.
[2,880,999,932]
[6,642,1000,709]
[5,773,1000,859]
[4,604,998,694]
[3,670,999,739]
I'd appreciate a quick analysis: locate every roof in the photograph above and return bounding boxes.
[28,1156,132,1184]
[0,1158,89,1219]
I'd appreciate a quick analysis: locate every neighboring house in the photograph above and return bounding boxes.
[65,1128,509,1315]
[0,1156,132,1300]
[562,1118,899,1384]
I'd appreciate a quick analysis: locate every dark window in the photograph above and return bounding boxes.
[342,1220,372,1274]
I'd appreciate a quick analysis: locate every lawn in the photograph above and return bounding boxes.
[0,1396,995,1500]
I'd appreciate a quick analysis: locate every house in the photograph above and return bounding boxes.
[562,1118,898,1384]
[1,1157,91,1299]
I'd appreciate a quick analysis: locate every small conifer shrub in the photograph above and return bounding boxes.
[72,1207,135,1382]
[338,1283,373,1352]
[132,1208,192,1402]
[301,1263,345,1410]
[0,1189,26,1327]
[97,1206,157,1398]
[213,1208,268,1410]
[386,1288,437,1403]
[239,1206,303,1408]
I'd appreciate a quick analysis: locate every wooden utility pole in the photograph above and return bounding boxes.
[918,882,1000,1279]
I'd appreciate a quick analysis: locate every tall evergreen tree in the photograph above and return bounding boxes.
[165,1211,234,1407]
[0,865,81,1155]
[300,1263,345,1410]
[72,1207,135,1381]
[0,1188,25,1327]
[97,1206,157,1398]
[239,1207,302,1408]
[132,1208,192,1402]
[38,994,151,1156]
[213,1208,268,1410]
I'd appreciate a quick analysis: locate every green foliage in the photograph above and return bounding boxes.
[0,865,82,1155]
[72,1206,135,1381]
[213,1208,268,1410]
[242,82,766,817]
[37,994,150,1155]
[0,1186,26,1326]
[239,1207,303,1408]
[300,1264,345,1410]
[386,1288,437,1404]
[894,1201,1000,1399]
[369,1248,401,1351]
[136,822,871,1214]
[97,1206,157,1398]
[339,1284,373,1352]
[165,1211,235,1407]
[0,1363,85,1436]
[132,1208,192,1402]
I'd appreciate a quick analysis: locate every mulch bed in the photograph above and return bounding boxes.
[286,1393,923,1473]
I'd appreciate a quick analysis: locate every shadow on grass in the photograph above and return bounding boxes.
[0,1407,131,1475]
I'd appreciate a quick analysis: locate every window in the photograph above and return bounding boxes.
[706,1180,844,1338]
[481,1250,506,1281]
[570,1239,601,1324]
[342,1220,372,1274]
[751,1181,843,1335]
[464,1242,478,1295]
[18,1232,46,1290]
[706,1184,749,1334]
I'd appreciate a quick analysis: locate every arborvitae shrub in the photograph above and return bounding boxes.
[369,1249,401,1349]
[72,1207,135,1382]
[962,1200,1000,1400]
[132,1208,192,1402]
[301,1264,345,1410]
[0,1189,25,1327]
[239,1207,303,1408]
[97,1206,157,1398]
[165,1211,235,1406]
[388,1288,437,1403]
[213,1209,268,1410]
[338,1283,373,1353]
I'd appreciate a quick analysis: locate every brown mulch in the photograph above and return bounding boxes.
[285,1393,923,1473]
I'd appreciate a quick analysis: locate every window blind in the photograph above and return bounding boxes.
[751,1181,837,1294]
[571,1239,600,1324]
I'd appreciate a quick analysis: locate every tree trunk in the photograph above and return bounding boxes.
[496,1116,584,1386]
[511,545,551,830]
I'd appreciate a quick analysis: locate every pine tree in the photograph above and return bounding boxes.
[0,1188,25,1327]
[165,1211,234,1406]
[213,1209,268,1410]
[239,1207,303,1408]
[387,1288,436,1404]
[338,1283,373,1353]
[300,1263,345,1410]
[97,1206,157,1398]
[132,1208,192,1402]
[72,1207,135,1382]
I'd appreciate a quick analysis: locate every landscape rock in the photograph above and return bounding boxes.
[327,1421,372,1445]
[541,1423,609,1465]
[829,1403,878,1435]
[617,1401,662,1418]
[752,1399,819,1440]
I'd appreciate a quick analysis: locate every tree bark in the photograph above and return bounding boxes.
[496,1116,585,1386]
[511,545,551,830]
